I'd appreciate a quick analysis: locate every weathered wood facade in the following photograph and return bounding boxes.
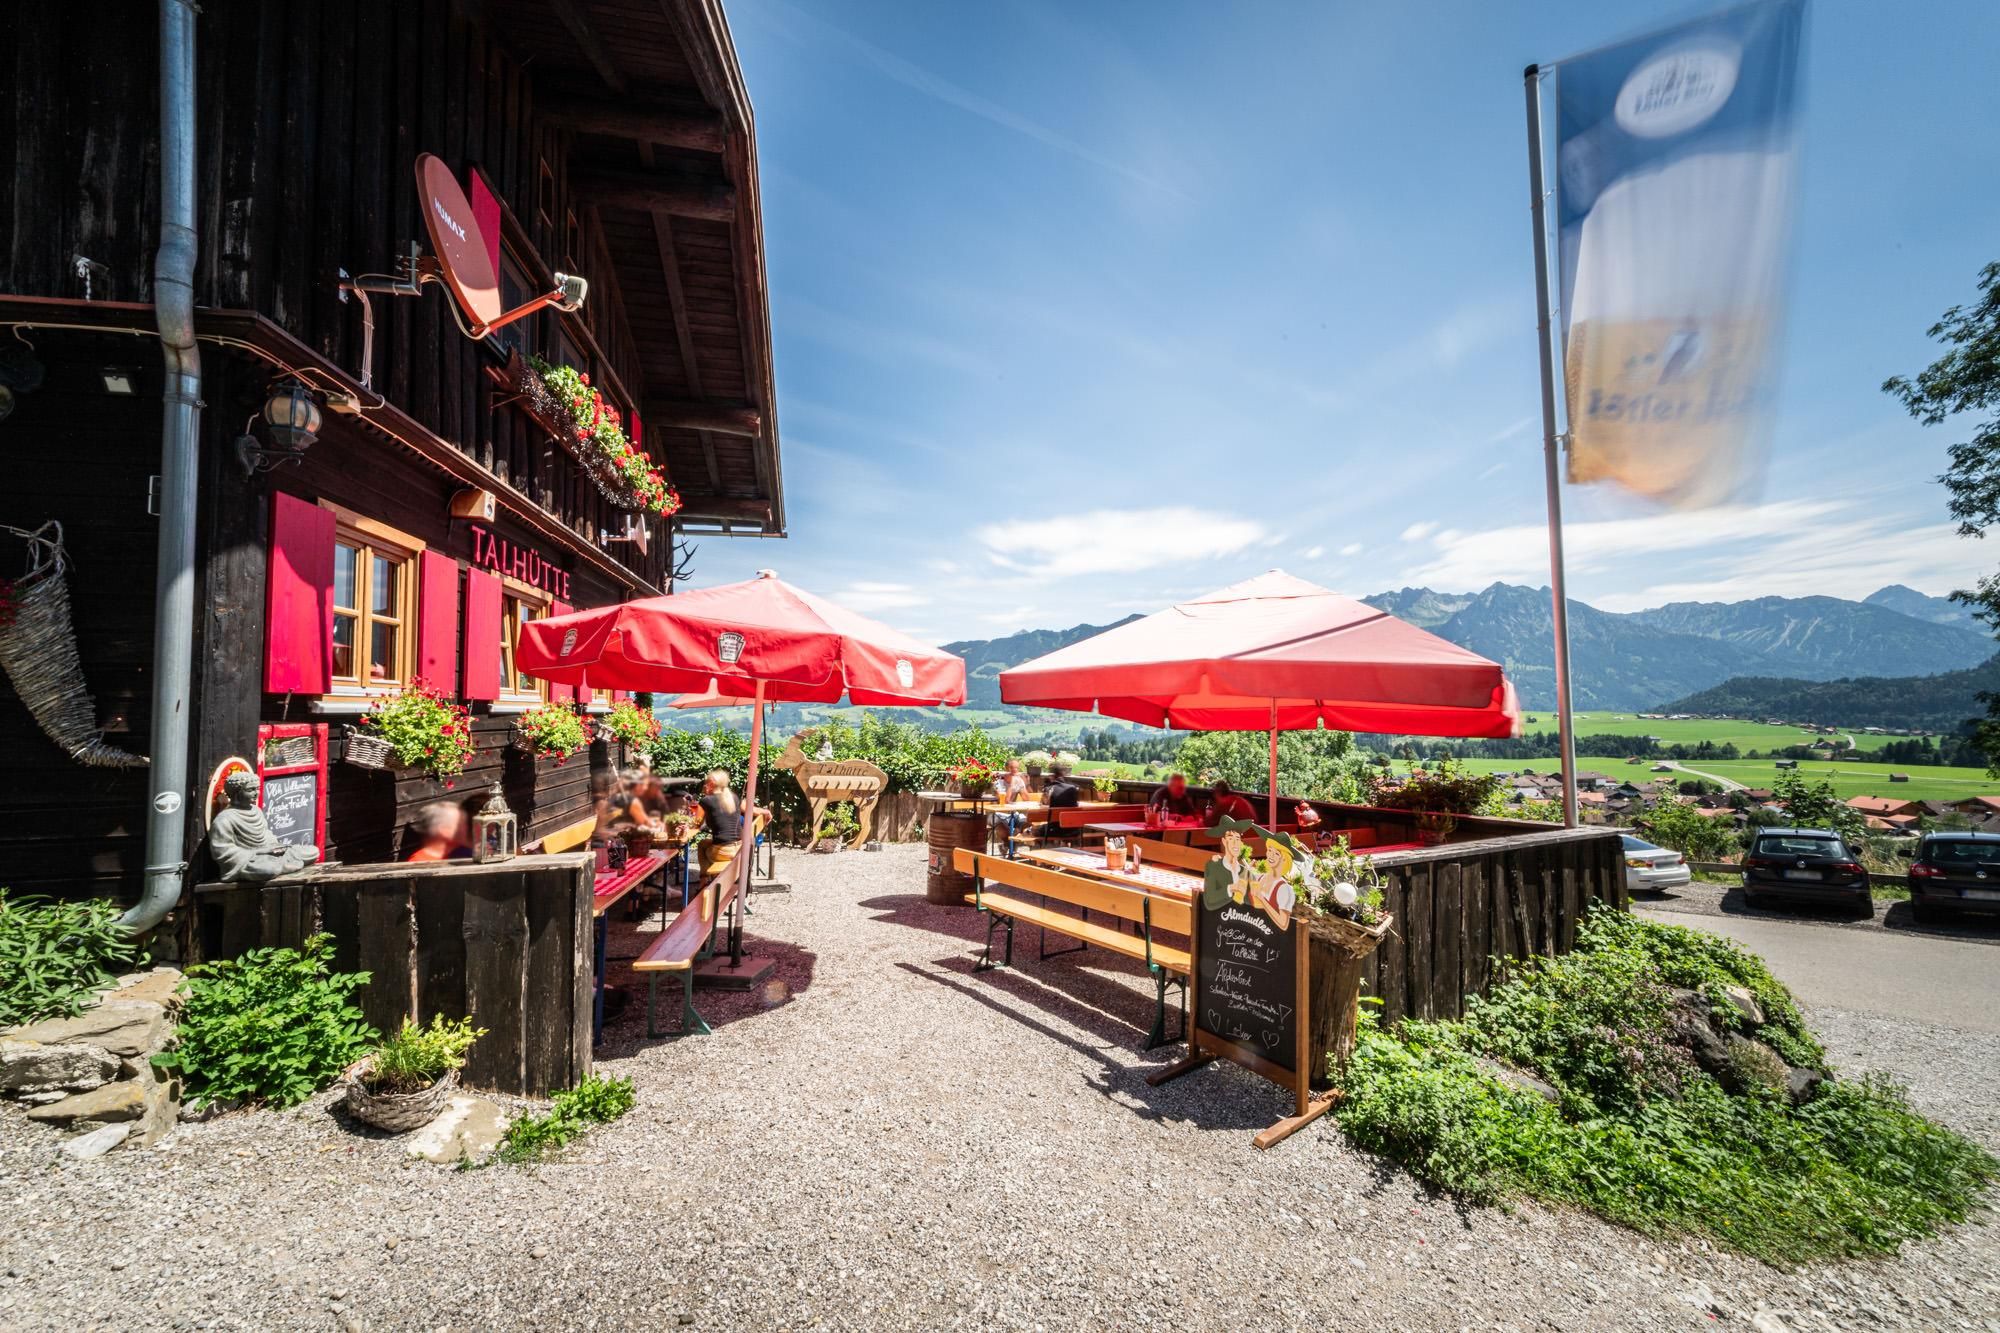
[0,0,782,905]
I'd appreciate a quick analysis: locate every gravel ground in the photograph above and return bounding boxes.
[2,843,1997,1333]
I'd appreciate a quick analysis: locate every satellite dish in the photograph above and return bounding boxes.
[416,153,503,329]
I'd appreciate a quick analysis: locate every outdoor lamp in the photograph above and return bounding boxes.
[472,783,518,863]
[237,377,323,474]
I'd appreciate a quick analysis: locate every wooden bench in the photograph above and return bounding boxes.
[632,875,740,1037]
[953,848,1191,1048]
[536,815,598,856]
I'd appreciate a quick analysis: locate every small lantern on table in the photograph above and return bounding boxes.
[473,783,518,863]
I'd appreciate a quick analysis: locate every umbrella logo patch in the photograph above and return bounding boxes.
[895,659,914,688]
[559,629,578,657]
[717,631,745,664]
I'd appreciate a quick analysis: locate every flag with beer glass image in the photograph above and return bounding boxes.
[1551,0,1804,508]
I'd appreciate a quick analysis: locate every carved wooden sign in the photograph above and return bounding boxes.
[773,733,886,849]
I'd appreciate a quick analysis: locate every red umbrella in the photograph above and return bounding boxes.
[998,571,1519,822]
[516,570,965,943]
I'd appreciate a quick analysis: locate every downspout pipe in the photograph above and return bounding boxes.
[126,0,202,934]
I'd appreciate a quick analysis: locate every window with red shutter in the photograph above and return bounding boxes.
[463,569,503,702]
[416,551,461,692]
[265,493,335,694]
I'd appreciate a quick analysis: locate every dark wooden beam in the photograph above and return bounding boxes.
[675,497,772,523]
[542,95,726,153]
[569,168,734,221]
[643,196,725,490]
[644,399,761,436]
[547,0,627,95]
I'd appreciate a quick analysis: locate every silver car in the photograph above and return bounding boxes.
[1622,834,1691,894]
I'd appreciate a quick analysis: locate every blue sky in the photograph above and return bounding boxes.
[689,0,2000,645]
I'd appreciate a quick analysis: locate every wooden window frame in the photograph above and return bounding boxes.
[498,577,551,705]
[321,505,425,700]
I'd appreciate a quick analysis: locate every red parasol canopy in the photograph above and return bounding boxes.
[514,570,966,706]
[999,571,1517,736]
[1000,572,1518,822]
[515,571,964,969]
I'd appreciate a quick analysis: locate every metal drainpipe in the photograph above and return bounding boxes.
[125,0,202,934]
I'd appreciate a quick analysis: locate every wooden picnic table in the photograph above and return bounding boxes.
[1020,846,1205,903]
[590,851,671,1042]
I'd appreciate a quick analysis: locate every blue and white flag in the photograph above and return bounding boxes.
[1552,0,1805,508]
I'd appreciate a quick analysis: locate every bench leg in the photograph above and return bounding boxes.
[647,974,660,1039]
[680,970,712,1036]
[975,910,1013,972]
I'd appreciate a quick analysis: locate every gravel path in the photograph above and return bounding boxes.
[2,844,1996,1332]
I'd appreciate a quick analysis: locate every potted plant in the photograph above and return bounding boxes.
[1091,775,1119,802]
[1022,749,1051,778]
[1414,811,1458,845]
[514,702,593,765]
[597,699,661,750]
[349,679,476,784]
[659,811,696,846]
[1298,837,1395,956]
[813,802,859,852]
[948,758,996,799]
[342,1015,485,1133]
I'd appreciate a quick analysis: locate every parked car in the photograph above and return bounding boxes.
[1741,828,1872,916]
[1905,832,2000,924]
[1620,834,1690,894]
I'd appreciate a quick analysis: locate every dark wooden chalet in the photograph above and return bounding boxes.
[0,0,783,908]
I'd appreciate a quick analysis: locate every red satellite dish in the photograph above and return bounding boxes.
[416,152,503,329]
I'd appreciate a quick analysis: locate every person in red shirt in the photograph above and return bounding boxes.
[405,802,470,861]
[1208,779,1255,823]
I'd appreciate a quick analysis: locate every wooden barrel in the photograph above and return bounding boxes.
[925,811,987,905]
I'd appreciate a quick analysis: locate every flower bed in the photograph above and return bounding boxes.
[493,351,681,517]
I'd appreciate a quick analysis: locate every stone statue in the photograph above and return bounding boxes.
[209,770,320,883]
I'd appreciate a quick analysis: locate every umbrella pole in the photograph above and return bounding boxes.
[1268,699,1279,826]
[733,679,766,967]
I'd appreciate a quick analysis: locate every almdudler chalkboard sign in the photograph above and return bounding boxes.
[1149,819,1341,1149]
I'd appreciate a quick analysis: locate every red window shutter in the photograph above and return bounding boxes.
[416,551,460,692]
[264,493,335,694]
[547,599,575,703]
[610,689,629,705]
[469,172,503,279]
[463,569,502,702]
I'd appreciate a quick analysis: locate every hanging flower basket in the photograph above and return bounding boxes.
[513,702,593,765]
[341,726,407,772]
[351,681,475,782]
[491,351,681,518]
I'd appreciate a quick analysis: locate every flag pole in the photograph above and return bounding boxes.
[1524,63,1579,829]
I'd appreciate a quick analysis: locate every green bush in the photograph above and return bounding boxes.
[494,1072,637,1165]
[153,934,375,1110]
[1335,906,1996,1263]
[0,892,146,1027]
[369,1015,485,1094]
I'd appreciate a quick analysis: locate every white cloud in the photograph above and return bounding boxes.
[830,581,929,612]
[1338,542,1364,557]
[1301,544,1326,560]
[1394,499,1991,609]
[1400,521,1439,542]
[976,507,1267,576]
[1485,416,1536,446]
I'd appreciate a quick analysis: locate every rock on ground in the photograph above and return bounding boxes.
[0,845,1992,1331]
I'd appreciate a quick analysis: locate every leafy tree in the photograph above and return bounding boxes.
[1174,728,1366,802]
[1637,798,1738,863]
[1884,260,2000,773]
[1769,773,1867,843]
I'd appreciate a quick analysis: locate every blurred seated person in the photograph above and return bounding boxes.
[405,801,471,862]
[696,768,772,887]
[1039,761,1080,836]
[1147,773,1199,821]
[991,758,1030,843]
[1207,779,1255,823]
[623,768,668,826]
[591,770,631,844]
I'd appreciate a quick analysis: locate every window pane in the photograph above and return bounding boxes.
[371,555,398,614]
[332,614,355,679]
[333,544,358,610]
[370,622,396,680]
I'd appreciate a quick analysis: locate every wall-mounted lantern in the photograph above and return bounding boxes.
[236,376,322,474]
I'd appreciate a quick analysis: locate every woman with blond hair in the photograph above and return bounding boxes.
[695,768,769,887]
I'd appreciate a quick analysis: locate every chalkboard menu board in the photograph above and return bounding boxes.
[1195,897,1300,1074]
[261,772,319,851]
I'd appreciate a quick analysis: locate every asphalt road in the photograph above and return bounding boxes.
[1637,881,2000,1033]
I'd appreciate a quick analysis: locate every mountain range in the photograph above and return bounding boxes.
[943,584,1997,716]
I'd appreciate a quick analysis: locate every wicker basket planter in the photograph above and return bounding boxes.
[342,1058,457,1133]
[341,726,407,772]
[1304,908,1394,960]
[1303,910,1395,1086]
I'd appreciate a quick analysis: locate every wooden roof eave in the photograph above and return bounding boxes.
[0,296,659,596]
